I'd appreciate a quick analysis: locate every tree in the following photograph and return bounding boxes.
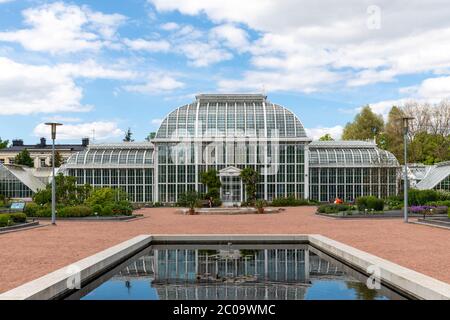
[200,169,222,190]
[145,132,156,141]
[409,132,450,164]
[342,106,384,141]
[380,101,450,165]
[123,128,134,142]
[319,133,334,141]
[200,169,222,204]
[52,151,63,167]
[0,137,8,149]
[379,106,405,162]
[15,149,34,167]
[240,167,259,203]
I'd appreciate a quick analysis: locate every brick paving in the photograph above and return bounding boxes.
[0,206,449,293]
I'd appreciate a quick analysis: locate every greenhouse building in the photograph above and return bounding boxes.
[57,94,402,204]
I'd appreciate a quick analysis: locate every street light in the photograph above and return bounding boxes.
[45,122,62,225]
[401,116,414,223]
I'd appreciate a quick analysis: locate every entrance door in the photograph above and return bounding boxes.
[221,176,241,205]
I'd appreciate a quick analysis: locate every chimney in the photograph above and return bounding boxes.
[40,137,46,147]
[12,139,24,147]
[82,138,89,147]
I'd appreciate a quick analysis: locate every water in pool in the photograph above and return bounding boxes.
[69,244,405,300]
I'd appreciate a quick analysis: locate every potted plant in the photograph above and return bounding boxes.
[184,191,199,215]
[255,199,267,214]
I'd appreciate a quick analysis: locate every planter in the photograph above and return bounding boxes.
[257,208,264,214]
[188,208,196,215]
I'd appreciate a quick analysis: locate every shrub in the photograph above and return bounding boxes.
[437,190,450,201]
[86,188,117,207]
[0,215,12,227]
[58,205,93,217]
[32,189,52,205]
[34,207,52,217]
[0,213,27,227]
[356,196,384,212]
[8,213,27,223]
[112,200,133,216]
[100,204,114,216]
[24,202,40,216]
[317,204,354,214]
[426,200,450,208]
[408,189,439,205]
[271,196,310,207]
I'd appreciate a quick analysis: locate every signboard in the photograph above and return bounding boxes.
[10,202,25,211]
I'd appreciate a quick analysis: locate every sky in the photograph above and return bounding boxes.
[1,0,450,143]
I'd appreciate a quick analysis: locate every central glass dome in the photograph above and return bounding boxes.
[155,94,308,139]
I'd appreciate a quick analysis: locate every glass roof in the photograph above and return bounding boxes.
[308,147,399,166]
[66,147,153,166]
[155,94,308,139]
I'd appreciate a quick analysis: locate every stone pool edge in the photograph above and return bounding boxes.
[0,234,449,300]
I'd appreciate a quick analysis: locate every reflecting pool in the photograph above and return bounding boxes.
[68,244,406,300]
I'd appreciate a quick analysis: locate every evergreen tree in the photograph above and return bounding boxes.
[342,106,384,141]
[52,151,63,167]
[15,149,34,167]
[123,128,134,142]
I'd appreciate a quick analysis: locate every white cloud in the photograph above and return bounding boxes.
[368,75,450,119]
[0,2,126,54]
[149,0,450,92]
[124,73,184,94]
[306,125,344,140]
[151,118,163,126]
[0,57,88,115]
[34,121,123,140]
[58,59,137,79]
[218,68,340,93]
[160,22,179,31]
[124,38,170,52]
[416,76,450,101]
[0,57,139,115]
[179,42,232,67]
[209,24,249,50]
[0,0,14,3]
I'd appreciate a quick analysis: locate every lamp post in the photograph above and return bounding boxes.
[401,116,414,223]
[45,122,62,225]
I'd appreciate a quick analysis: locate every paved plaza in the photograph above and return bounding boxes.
[0,206,449,293]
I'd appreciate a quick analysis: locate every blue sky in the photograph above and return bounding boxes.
[1,0,450,143]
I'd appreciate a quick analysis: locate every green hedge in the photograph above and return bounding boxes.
[58,205,93,217]
[356,196,384,211]
[0,215,11,227]
[24,203,40,216]
[317,204,354,214]
[271,196,310,207]
[0,213,27,227]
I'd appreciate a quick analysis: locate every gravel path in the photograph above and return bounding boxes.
[0,206,449,293]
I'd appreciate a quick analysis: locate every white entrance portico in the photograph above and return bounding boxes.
[218,166,243,206]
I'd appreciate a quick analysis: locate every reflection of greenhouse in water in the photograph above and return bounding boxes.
[114,248,347,300]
